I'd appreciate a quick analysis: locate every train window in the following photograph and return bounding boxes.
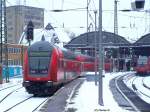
[62,50,76,60]
[137,56,148,66]
[29,57,50,76]
[28,51,51,77]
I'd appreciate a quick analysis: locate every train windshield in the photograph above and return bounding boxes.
[137,57,148,66]
[28,51,51,77]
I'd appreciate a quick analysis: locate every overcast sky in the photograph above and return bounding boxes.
[7,0,150,42]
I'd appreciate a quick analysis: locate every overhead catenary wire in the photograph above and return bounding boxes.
[62,0,85,7]
[6,0,148,21]
[6,0,150,42]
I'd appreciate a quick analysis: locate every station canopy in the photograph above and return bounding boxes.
[64,31,130,49]
[133,33,150,56]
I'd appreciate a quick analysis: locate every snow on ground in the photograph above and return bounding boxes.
[1,72,150,112]
[65,72,131,112]
[143,76,150,88]
[0,77,48,112]
[0,76,22,89]
[125,74,150,105]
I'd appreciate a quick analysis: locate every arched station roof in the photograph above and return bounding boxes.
[132,33,150,56]
[64,31,130,48]
[134,33,150,46]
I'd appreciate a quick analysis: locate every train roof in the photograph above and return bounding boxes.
[28,39,54,52]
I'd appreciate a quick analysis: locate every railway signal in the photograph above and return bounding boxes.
[26,21,34,45]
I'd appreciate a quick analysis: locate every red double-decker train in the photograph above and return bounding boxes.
[23,38,97,96]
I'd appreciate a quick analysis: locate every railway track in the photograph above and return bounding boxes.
[0,77,53,112]
[0,84,50,112]
[115,75,139,112]
[0,77,83,112]
[0,83,22,92]
[0,87,23,103]
[31,98,49,112]
[131,76,150,104]
[110,73,150,112]
[3,96,33,112]
[2,96,49,112]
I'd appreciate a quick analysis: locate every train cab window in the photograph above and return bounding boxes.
[28,51,51,77]
[137,56,148,66]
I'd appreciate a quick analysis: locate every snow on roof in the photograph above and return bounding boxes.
[20,27,70,47]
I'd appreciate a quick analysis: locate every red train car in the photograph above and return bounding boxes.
[23,39,95,96]
[104,58,112,72]
[76,54,95,72]
[134,56,150,75]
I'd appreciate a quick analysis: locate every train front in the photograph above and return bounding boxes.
[23,40,56,95]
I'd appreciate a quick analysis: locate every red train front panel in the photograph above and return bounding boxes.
[135,56,150,75]
[23,41,60,95]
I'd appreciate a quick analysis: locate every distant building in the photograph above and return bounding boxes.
[7,44,27,66]
[6,5,44,44]
[1,44,27,66]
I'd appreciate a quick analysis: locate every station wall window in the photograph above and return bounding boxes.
[13,59,21,65]
[8,47,21,53]
[8,47,13,53]
[8,59,13,65]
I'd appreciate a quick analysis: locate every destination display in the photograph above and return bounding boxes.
[29,51,50,57]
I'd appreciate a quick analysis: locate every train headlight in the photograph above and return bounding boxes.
[46,81,53,86]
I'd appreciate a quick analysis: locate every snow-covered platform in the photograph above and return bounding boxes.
[65,72,129,112]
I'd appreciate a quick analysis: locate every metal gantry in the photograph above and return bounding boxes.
[0,0,9,82]
[114,0,118,35]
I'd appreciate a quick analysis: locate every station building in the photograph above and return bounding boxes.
[1,44,27,66]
